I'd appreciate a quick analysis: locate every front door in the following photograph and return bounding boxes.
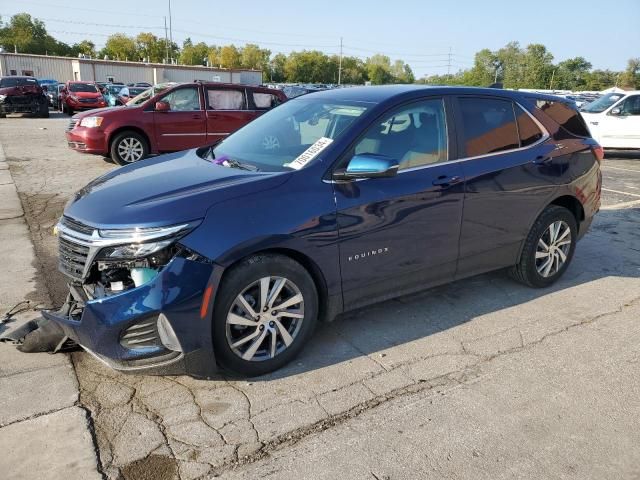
[153,85,207,151]
[333,98,465,309]
[599,95,640,149]
[205,87,257,144]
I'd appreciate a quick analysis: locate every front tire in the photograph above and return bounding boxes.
[510,205,577,288]
[110,131,148,166]
[212,254,318,376]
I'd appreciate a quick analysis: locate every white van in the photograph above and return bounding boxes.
[580,91,640,149]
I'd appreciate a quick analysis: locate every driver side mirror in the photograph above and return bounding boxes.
[610,107,623,116]
[333,154,399,181]
[155,101,170,112]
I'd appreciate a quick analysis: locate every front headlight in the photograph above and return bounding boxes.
[0,94,6,101]
[79,116,104,128]
[93,222,200,260]
[97,239,175,260]
[70,95,79,101]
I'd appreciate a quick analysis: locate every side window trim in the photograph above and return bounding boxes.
[453,95,549,161]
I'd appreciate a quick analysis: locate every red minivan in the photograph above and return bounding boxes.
[65,82,287,165]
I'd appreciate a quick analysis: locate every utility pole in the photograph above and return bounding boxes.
[338,37,343,86]
[168,0,174,63]
[164,16,169,64]
[549,69,556,90]
[447,46,452,75]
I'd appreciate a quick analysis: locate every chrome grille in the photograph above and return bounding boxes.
[61,216,94,235]
[79,98,97,103]
[120,319,162,350]
[66,119,78,131]
[59,236,90,280]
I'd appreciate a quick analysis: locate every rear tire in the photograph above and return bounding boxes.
[110,131,149,166]
[212,254,318,376]
[510,205,577,288]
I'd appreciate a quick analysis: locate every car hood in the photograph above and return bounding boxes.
[64,149,290,228]
[72,106,123,119]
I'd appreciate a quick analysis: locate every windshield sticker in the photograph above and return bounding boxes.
[285,137,334,170]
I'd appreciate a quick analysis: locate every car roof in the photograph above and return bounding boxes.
[0,76,36,80]
[300,85,573,105]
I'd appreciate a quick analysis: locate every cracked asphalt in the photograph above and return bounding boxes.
[1,113,639,480]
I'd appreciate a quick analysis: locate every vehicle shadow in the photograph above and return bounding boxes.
[241,206,640,381]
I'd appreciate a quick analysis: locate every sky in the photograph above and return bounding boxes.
[1,0,639,77]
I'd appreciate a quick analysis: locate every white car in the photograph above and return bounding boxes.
[580,91,640,149]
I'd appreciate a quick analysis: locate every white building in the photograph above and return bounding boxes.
[0,52,263,85]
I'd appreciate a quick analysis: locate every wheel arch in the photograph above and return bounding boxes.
[107,126,151,155]
[218,247,332,322]
[549,194,585,224]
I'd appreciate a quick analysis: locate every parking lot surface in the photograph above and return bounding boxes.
[1,113,639,480]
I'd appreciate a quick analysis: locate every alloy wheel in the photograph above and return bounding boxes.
[535,220,572,278]
[117,137,144,163]
[225,276,304,362]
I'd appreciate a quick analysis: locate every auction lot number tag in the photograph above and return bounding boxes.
[286,137,334,170]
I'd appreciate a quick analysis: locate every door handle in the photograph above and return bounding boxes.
[533,156,552,165]
[432,175,462,187]
[192,114,202,119]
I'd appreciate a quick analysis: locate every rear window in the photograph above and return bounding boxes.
[459,97,519,157]
[515,104,544,147]
[535,100,590,137]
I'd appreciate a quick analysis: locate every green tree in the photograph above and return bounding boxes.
[179,39,209,65]
[0,13,67,55]
[461,48,499,86]
[521,44,554,89]
[285,50,332,82]
[219,45,241,68]
[72,40,96,58]
[241,43,270,71]
[101,33,138,61]
[619,58,640,89]
[495,41,525,89]
[269,53,287,82]
[136,33,166,63]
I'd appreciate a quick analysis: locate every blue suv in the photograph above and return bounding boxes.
[45,86,602,376]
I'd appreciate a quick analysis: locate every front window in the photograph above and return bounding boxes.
[581,93,625,113]
[205,98,371,172]
[353,98,448,170]
[158,86,201,111]
[68,83,99,93]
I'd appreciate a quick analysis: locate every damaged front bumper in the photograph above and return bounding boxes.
[44,256,219,376]
[46,216,222,377]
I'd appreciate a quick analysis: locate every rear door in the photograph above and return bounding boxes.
[205,86,255,143]
[153,85,207,151]
[453,95,557,278]
[598,95,640,148]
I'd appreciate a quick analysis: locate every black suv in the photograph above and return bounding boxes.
[0,76,50,118]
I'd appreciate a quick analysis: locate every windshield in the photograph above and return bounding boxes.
[69,83,98,93]
[581,93,625,113]
[126,83,174,106]
[205,98,371,172]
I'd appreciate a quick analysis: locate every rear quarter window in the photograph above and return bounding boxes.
[535,100,590,137]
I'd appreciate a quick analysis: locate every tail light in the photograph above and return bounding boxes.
[592,145,604,163]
